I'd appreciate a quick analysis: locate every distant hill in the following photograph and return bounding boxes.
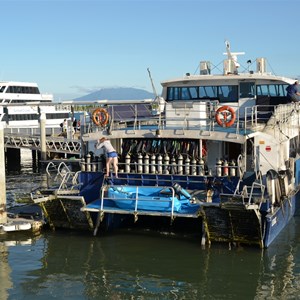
[74,87,155,101]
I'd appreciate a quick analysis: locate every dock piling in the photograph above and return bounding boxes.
[0,122,7,225]
[40,112,47,161]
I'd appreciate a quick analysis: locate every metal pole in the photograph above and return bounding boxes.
[0,122,7,224]
[40,112,47,161]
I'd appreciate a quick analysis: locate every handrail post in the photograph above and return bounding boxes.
[134,186,139,212]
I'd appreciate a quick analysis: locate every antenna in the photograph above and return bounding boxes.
[146,68,165,125]
[223,40,245,74]
[147,68,158,97]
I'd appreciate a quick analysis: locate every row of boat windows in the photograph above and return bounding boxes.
[167,84,288,102]
[5,113,69,121]
[1,99,52,103]
[0,86,40,94]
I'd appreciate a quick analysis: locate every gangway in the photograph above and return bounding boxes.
[4,132,81,155]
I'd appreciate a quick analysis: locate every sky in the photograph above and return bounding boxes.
[0,0,299,100]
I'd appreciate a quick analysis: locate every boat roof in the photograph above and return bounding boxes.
[0,81,39,87]
[161,41,296,87]
[161,73,295,86]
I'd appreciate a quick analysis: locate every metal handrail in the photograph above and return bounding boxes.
[248,182,265,206]
[85,102,300,135]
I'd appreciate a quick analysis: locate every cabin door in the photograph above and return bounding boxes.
[238,82,256,117]
[245,138,255,172]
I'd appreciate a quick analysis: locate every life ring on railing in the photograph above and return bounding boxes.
[215,105,236,127]
[92,108,109,126]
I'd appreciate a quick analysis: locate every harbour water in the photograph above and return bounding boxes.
[2,149,300,299]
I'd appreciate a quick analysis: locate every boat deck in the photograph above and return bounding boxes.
[81,101,298,143]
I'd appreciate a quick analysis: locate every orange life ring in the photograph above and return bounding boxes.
[92,108,109,126]
[215,106,236,127]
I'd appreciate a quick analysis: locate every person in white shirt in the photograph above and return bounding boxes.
[95,137,118,177]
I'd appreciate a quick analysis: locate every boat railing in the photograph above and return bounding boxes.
[54,104,71,112]
[4,126,60,136]
[246,181,265,207]
[233,174,265,207]
[83,101,300,136]
[245,102,300,128]
[45,161,81,191]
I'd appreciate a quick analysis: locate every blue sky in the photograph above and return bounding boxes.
[0,0,299,100]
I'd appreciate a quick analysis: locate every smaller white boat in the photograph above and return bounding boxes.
[2,220,32,232]
[0,81,70,128]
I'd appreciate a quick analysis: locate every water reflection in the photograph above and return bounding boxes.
[255,217,300,299]
[0,243,12,300]
[0,220,299,299]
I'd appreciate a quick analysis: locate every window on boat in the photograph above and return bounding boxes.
[166,85,238,102]
[45,112,70,119]
[6,86,40,94]
[239,82,255,98]
[7,112,69,121]
[11,99,40,103]
[0,86,5,93]
[256,84,288,97]
[8,114,39,121]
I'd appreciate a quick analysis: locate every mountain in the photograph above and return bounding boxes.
[74,87,155,101]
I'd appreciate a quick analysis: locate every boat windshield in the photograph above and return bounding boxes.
[167,83,289,102]
[167,85,239,102]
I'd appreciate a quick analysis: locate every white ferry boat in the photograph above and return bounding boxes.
[33,41,300,248]
[0,81,70,127]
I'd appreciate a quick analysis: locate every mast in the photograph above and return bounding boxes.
[223,40,245,74]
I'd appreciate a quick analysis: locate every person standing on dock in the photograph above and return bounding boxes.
[95,137,118,177]
[73,118,77,133]
[63,119,68,132]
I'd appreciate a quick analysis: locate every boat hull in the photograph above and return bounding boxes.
[263,195,296,247]
[201,193,297,248]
